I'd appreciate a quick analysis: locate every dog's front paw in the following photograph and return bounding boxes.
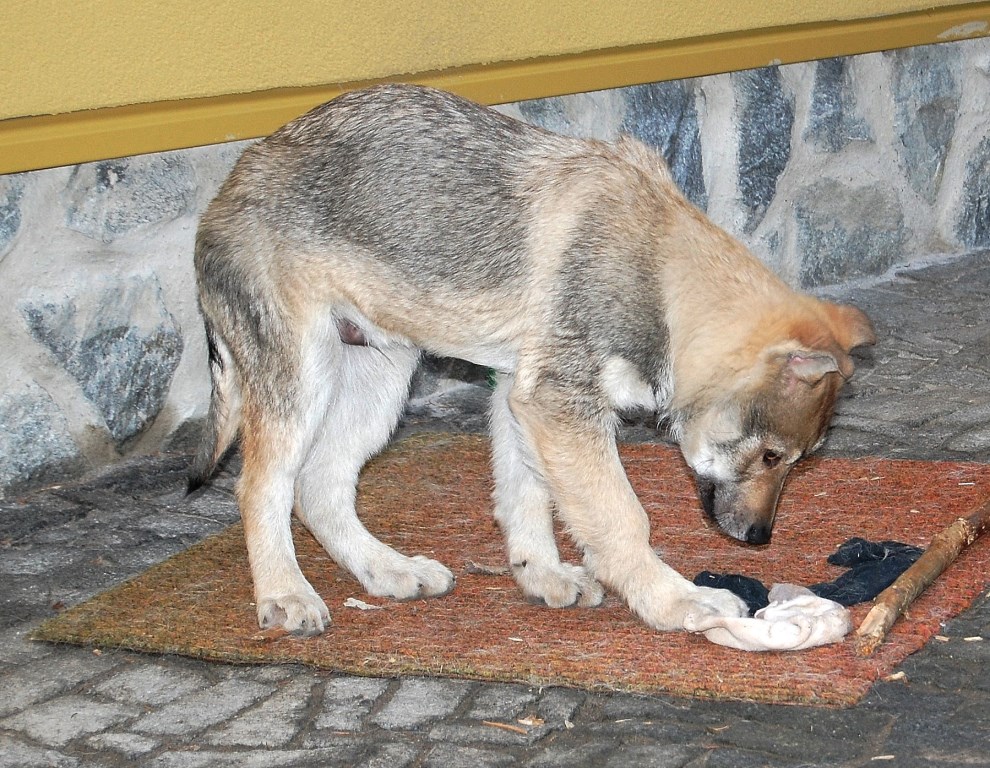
[627,580,747,631]
[676,585,748,630]
[512,561,605,608]
[257,592,331,636]
[360,554,455,600]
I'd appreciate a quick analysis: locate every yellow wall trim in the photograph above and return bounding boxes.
[2,2,988,175]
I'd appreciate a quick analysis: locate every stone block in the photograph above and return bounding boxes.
[889,45,960,204]
[733,66,794,233]
[0,694,142,747]
[94,663,209,706]
[315,676,390,732]
[21,273,183,446]
[0,175,25,257]
[804,57,873,152]
[620,80,707,209]
[132,678,273,735]
[370,677,471,730]
[796,179,905,286]
[63,154,196,242]
[956,135,990,248]
[0,381,80,496]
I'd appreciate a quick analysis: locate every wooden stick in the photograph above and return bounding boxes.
[855,498,990,655]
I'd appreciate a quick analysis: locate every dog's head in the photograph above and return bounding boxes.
[675,300,875,545]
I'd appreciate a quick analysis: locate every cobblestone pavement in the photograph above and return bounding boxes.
[2,251,989,767]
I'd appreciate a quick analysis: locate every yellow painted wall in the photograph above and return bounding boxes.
[2,0,985,120]
[2,0,989,173]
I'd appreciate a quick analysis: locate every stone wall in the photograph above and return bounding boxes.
[1,38,988,497]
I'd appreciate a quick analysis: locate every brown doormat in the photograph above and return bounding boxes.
[34,433,990,707]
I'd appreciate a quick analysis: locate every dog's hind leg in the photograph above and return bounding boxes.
[490,374,604,608]
[294,339,455,601]
[237,379,333,637]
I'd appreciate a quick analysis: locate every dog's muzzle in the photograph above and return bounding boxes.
[695,475,773,545]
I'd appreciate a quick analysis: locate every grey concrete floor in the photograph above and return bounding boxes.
[2,251,989,767]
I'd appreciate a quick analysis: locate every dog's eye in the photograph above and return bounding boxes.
[762,450,782,468]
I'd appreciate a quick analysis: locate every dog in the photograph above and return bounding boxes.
[189,83,875,636]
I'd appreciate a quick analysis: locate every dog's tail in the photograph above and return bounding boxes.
[187,323,242,494]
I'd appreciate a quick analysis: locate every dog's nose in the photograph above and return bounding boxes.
[744,522,772,545]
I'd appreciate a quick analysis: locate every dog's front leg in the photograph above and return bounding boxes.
[490,374,605,608]
[509,389,746,631]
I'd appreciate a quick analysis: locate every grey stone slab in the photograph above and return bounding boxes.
[0,649,118,717]
[0,382,81,498]
[85,731,160,759]
[889,44,960,204]
[733,66,794,233]
[804,57,873,152]
[0,175,25,256]
[429,721,551,747]
[0,735,79,768]
[93,663,209,706]
[20,273,183,446]
[0,694,141,748]
[796,179,905,286]
[535,686,585,724]
[63,154,196,242]
[314,676,390,732]
[604,743,698,768]
[524,740,619,767]
[145,744,366,768]
[370,677,472,730]
[423,743,517,768]
[132,678,274,735]
[620,80,707,209]
[204,678,314,747]
[957,135,990,249]
[465,683,538,720]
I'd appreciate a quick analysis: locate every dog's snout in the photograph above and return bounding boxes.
[744,522,772,545]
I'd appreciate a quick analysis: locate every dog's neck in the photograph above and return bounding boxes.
[656,206,801,412]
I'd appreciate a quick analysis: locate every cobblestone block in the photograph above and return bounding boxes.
[370,677,472,730]
[423,743,517,768]
[133,678,274,735]
[85,731,160,759]
[604,743,698,767]
[94,663,209,706]
[0,735,79,768]
[205,678,315,747]
[465,683,538,720]
[0,650,117,717]
[314,676,390,732]
[0,694,141,747]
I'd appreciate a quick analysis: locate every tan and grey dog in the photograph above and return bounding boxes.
[190,84,875,636]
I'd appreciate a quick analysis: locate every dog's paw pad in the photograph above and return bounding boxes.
[513,561,605,609]
[361,555,455,601]
[257,594,331,637]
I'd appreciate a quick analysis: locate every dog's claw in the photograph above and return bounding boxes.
[360,554,455,601]
[512,561,605,609]
[257,594,331,636]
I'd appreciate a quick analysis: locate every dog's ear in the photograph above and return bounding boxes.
[785,351,842,385]
[823,302,876,352]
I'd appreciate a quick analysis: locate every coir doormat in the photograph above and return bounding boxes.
[34,433,990,706]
